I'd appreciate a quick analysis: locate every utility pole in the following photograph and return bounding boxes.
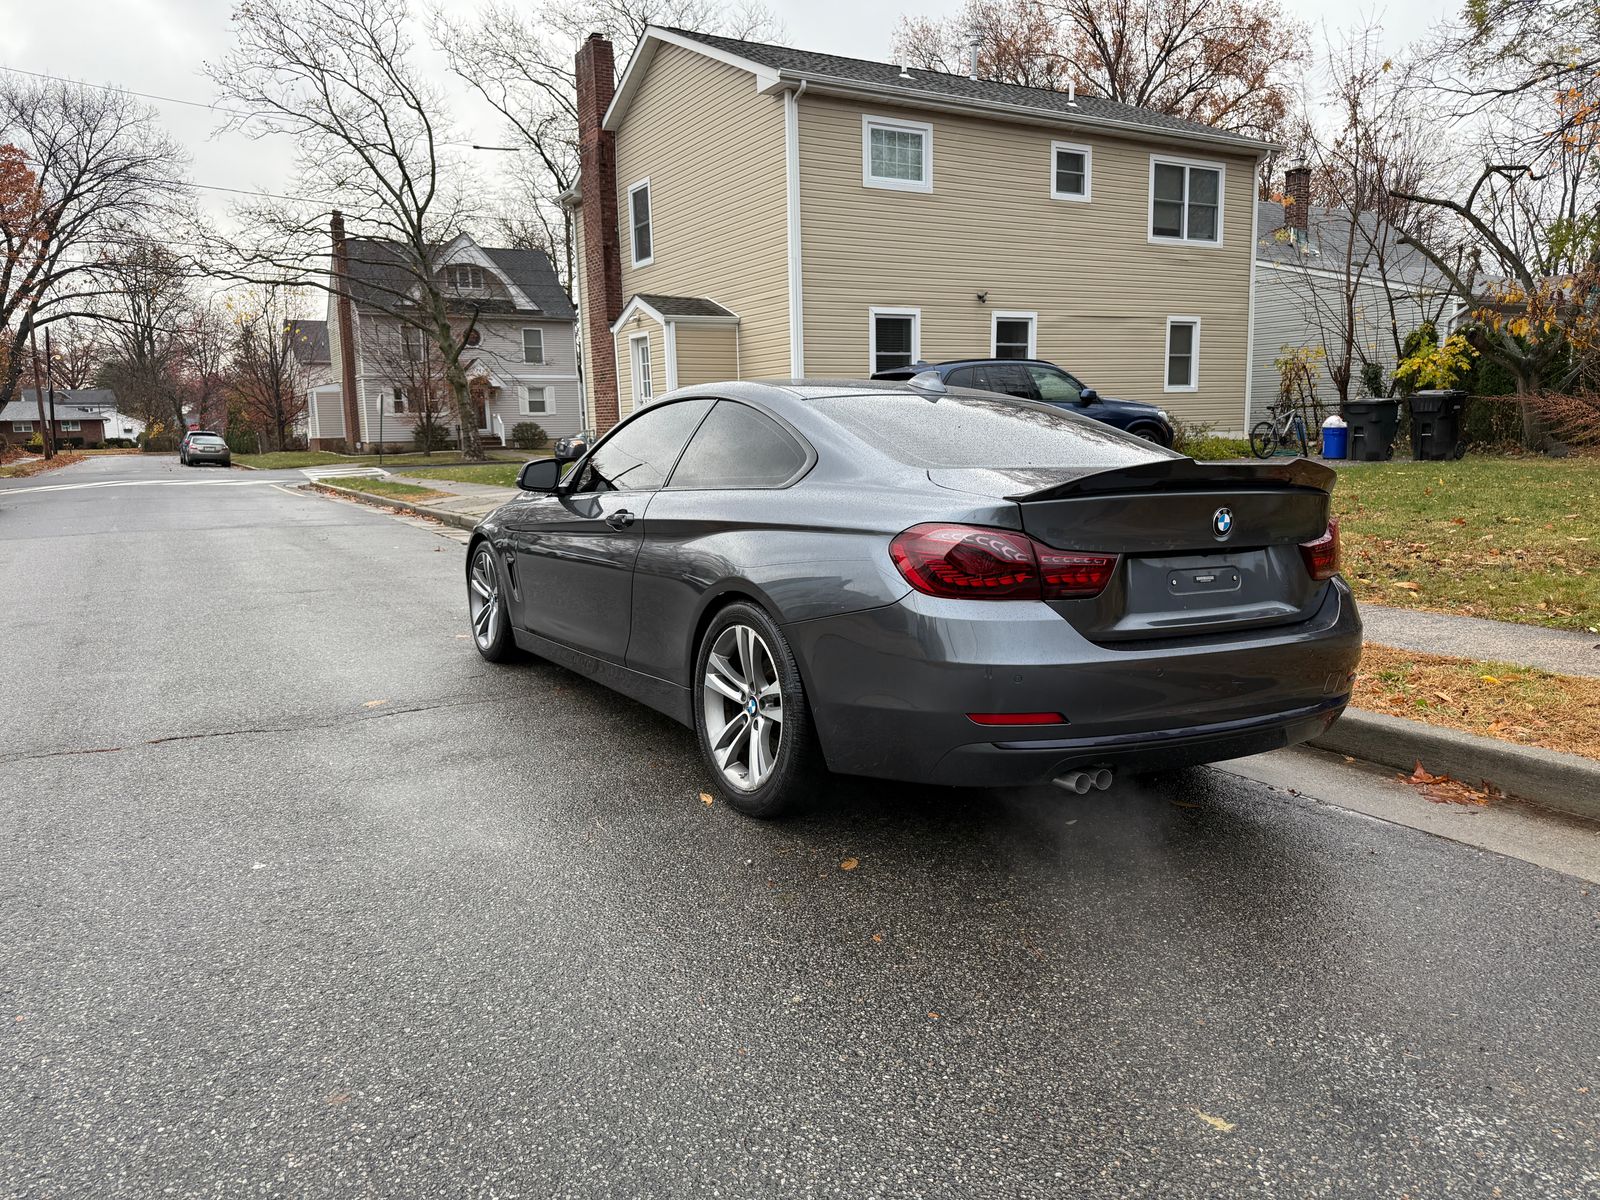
[27,325,53,459]
[44,327,58,445]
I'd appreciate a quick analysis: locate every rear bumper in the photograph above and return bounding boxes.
[785,579,1362,787]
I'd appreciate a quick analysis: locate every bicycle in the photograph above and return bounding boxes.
[1249,400,1310,459]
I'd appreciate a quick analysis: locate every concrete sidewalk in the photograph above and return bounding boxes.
[1360,603,1600,677]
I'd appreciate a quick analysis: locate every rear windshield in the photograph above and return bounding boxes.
[193,436,226,446]
[811,392,1175,469]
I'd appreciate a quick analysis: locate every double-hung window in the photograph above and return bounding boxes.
[870,308,920,373]
[629,180,653,267]
[521,328,544,365]
[863,116,932,192]
[401,326,424,361]
[991,313,1036,359]
[1050,142,1091,201]
[1165,317,1200,391]
[13,421,33,432]
[391,387,408,414]
[60,420,81,432]
[522,385,550,416]
[1150,156,1223,245]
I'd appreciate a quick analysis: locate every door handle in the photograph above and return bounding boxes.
[605,509,635,531]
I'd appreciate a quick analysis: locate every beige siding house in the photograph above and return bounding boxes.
[570,27,1272,434]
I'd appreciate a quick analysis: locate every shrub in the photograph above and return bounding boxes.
[1169,416,1251,460]
[1359,360,1387,398]
[412,420,452,452]
[510,421,547,450]
[26,433,43,452]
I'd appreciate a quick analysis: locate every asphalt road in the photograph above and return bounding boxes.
[3,455,1598,1198]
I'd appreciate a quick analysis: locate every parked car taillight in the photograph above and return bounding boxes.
[889,524,1117,601]
[1299,519,1341,581]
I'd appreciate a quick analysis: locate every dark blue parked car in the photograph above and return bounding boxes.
[872,358,1175,446]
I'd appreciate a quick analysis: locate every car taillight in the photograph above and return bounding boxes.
[1299,519,1341,581]
[889,524,1117,601]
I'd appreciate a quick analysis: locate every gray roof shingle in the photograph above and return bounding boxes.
[341,238,573,320]
[634,293,737,318]
[284,319,330,364]
[1255,200,1445,290]
[662,27,1272,151]
[1,389,122,423]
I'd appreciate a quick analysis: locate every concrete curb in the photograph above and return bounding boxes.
[309,482,483,533]
[1312,708,1600,822]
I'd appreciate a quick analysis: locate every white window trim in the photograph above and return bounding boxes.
[862,115,933,193]
[1148,154,1225,248]
[1049,141,1093,202]
[13,421,34,432]
[628,178,653,268]
[521,326,545,365]
[1164,316,1202,393]
[629,332,653,408]
[990,311,1038,358]
[59,420,82,431]
[521,384,551,416]
[868,306,921,374]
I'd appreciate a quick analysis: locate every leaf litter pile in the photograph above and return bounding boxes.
[1355,643,1600,761]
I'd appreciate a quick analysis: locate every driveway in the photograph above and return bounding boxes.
[2,455,1597,1197]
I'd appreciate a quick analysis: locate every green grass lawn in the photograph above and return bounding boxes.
[318,476,451,502]
[236,449,525,470]
[1332,455,1600,631]
[399,463,524,488]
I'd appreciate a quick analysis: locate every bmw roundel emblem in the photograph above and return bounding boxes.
[1212,507,1234,539]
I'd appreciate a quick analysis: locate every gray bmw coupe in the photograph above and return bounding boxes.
[467,378,1361,817]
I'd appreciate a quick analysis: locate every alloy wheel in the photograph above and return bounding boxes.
[468,548,500,650]
[702,623,784,791]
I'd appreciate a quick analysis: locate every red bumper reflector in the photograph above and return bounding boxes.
[966,712,1069,726]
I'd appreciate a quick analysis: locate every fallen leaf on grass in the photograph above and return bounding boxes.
[839,857,859,871]
[1480,675,1502,685]
[1192,1108,1236,1133]
[362,699,388,709]
[1393,581,1422,592]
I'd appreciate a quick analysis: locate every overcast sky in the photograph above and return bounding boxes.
[0,0,1457,228]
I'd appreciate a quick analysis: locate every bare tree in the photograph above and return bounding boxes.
[895,0,1310,143]
[206,0,495,459]
[1271,24,1456,402]
[92,241,192,435]
[434,0,783,295]
[357,315,457,453]
[179,304,232,433]
[229,286,307,453]
[0,76,190,412]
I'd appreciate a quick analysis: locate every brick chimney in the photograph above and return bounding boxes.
[576,33,622,433]
[330,210,362,449]
[1284,165,1312,236]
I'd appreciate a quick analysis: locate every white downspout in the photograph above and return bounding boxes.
[784,80,807,378]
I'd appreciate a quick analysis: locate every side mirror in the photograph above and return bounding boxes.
[1079,388,1099,403]
[517,457,563,492]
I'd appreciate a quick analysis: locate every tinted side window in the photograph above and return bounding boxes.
[667,401,808,489]
[1028,365,1082,404]
[945,367,978,388]
[987,363,1036,399]
[571,399,713,493]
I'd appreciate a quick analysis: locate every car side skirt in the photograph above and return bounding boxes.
[512,628,692,727]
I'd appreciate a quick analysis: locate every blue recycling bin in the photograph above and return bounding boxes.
[1320,416,1349,460]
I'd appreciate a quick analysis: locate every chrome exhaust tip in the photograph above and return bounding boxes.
[1053,771,1092,794]
[1091,768,1114,791]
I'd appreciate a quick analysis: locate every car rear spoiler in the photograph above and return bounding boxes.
[928,458,1338,503]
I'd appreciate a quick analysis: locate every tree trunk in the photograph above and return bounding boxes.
[447,359,484,461]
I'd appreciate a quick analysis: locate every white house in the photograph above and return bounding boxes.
[318,224,580,451]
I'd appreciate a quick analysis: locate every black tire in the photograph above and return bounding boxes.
[693,600,823,818]
[1128,423,1169,446]
[467,540,517,663]
[1249,421,1276,459]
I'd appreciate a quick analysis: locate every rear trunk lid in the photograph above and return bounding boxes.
[930,459,1336,642]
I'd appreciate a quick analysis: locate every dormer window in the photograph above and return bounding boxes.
[446,263,485,290]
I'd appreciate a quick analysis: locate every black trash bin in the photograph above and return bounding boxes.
[1409,389,1467,460]
[1342,399,1400,461]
